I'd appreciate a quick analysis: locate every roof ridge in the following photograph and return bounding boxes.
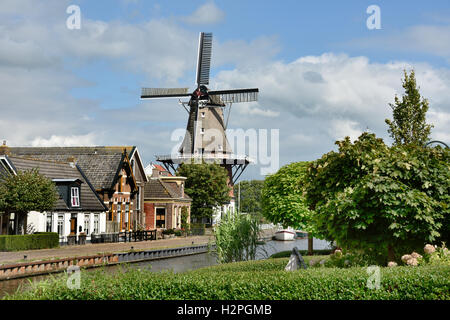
[8,155,78,167]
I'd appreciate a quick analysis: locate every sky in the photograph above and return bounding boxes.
[1,0,449,180]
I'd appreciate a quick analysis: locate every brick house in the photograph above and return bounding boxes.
[143,164,191,230]
[8,146,148,232]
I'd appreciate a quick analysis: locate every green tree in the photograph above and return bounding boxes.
[0,169,59,234]
[304,133,449,263]
[234,180,264,214]
[261,162,314,231]
[177,163,230,221]
[385,70,433,146]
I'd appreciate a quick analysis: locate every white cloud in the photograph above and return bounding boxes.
[182,1,225,25]
[31,133,99,147]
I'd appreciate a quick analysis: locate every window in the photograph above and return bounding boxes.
[136,187,141,210]
[57,215,64,236]
[71,187,80,207]
[201,112,205,118]
[117,203,122,226]
[156,208,166,228]
[84,214,90,235]
[125,203,129,230]
[93,214,99,234]
[46,213,53,232]
[201,128,205,134]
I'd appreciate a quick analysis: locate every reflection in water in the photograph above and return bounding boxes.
[0,238,331,298]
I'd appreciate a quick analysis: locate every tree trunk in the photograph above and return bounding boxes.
[387,244,395,262]
[308,233,313,255]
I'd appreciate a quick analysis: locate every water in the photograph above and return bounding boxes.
[256,238,332,259]
[0,238,331,298]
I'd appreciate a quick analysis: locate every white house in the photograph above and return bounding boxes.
[0,155,107,242]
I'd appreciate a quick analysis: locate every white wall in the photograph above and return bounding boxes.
[26,211,107,243]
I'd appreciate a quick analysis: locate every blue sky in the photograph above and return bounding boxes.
[1,0,449,180]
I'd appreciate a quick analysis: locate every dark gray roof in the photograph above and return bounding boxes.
[8,156,107,212]
[144,179,191,201]
[9,146,135,190]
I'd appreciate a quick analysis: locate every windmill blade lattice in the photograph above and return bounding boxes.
[196,32,213,86]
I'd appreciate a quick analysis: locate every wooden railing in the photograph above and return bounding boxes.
[118,230,157,242]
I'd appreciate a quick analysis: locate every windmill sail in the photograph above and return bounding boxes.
[208,88,259,103]
[141,88,191,99]
[196,32,213,86]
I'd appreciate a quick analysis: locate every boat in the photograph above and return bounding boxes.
[275,229,296,241]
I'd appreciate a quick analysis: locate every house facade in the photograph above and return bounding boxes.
[0,155,107,242]
[9,146,148,232]
[143,164,191,230]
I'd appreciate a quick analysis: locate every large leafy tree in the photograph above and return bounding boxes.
[177,163,230,221]
[234,180,264,214]
[0,169,58,234]
[385,70,433,146]
[304,133,449,263]
[261,162,313,231]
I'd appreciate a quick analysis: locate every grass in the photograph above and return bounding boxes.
[4,257,449,300]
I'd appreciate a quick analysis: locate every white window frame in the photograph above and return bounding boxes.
[84,214,90,235]
[57,214,64,236]
[71,187,80,207]
[93,214,99,234]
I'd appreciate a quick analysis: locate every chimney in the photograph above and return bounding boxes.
[67,156,76,168]
[152,168,160,178]
[0,140,10,155]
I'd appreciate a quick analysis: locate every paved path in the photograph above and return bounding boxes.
[0,235,214,266]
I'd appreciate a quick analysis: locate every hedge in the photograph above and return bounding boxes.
[0,232,59,251]
[5,258,449,300]
[270,249,333,258]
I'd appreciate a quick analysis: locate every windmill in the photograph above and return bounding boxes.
[140,32,258,189]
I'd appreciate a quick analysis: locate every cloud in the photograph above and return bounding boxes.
[182,1,225,25]
[31,133,99,147]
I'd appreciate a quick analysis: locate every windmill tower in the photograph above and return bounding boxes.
[140,32,258,219]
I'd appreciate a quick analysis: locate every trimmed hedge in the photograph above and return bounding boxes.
[0,232,59,251]
[5,258,449,300]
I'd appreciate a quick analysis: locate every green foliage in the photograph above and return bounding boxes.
[177,163,230,220]
[417,244,450,267]
[0,232,59,251]
[6,259,450,300]
[261,162,314,230]
[234,180,264,214]
[304,132,450,260]
[188,223,206,236]
[214,212,261,263]
[0,168,59,214]
[385,70,433,146]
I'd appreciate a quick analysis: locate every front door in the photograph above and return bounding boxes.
[70,215,77,235]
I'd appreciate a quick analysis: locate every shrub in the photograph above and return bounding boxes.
[6,259,450,300]
[214,213,261,263]
[0,232,59,251]
[162,228,175,235]
[189,223,205,236]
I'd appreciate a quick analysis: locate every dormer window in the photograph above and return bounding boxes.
[71,187,80,207]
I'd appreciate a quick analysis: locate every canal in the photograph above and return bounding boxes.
[0,238,332,298]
